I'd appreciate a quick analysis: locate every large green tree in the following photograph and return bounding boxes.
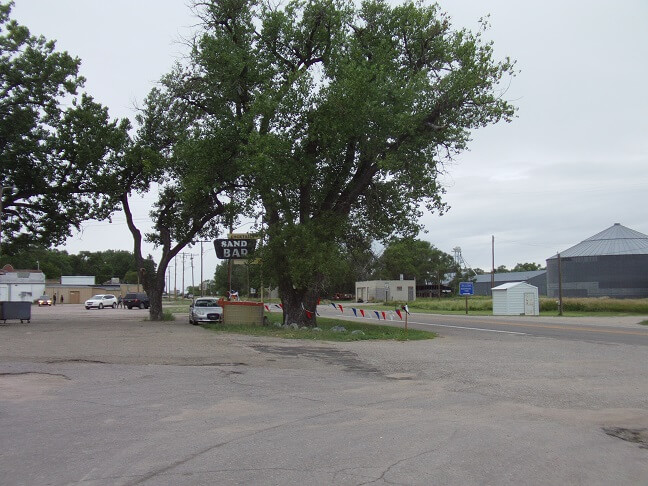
[374,238,456,283]
[157,0,515,325]
[0,2,130,250]
[116,74,244,320]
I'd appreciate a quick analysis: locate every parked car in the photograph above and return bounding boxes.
[189,297,223,325]
[37,295,53,306]
[123,292,150,309]
[85,294,117,309]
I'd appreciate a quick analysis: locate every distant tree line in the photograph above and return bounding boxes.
[1,240,544,297]
[0,246,153,285]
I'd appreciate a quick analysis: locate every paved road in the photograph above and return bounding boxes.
[314,305,648,346]
[1,305,647,485]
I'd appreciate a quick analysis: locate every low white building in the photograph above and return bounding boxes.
[61,275,95,286]
[0,265,46,302]
[355,279,416,303]
[492,282,539,316]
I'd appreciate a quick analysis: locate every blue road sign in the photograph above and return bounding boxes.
[459,282,474,296]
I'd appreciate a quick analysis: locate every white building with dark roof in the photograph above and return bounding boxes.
[546,223,648,298]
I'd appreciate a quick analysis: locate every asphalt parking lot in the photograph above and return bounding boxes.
[1,305,647,485]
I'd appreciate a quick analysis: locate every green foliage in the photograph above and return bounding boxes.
[412,297,648,315]
[212,261,259,296]
[373,238,457,282]
[540,298,648,314]
[148,0,516,323]
[203,313,436,342]
[0,2,131,249]
[0,246,140,282]
[512,262,544,272]
[123,270,139,284]
[411,297,493,312]
[320,233,376,295]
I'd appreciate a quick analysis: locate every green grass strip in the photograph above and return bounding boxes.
[202,313,435,342]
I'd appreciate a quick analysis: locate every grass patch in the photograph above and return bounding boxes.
[407,296,493,313]
[163,302,191,313]
[540,298,648,313]
[202,313,435,342]
[161,309,175,321]
[402,297,648,316]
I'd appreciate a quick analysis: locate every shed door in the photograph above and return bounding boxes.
[70,291,81,304]
[524,293,536,316]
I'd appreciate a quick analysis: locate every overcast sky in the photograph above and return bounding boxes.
[11,0,648,284]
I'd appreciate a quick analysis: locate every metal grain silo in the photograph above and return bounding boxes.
[546,223,648,298]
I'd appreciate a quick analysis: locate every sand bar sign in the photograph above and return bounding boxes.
[214,237,258,259]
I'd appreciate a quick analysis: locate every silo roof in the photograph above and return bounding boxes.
[549,223,648,258]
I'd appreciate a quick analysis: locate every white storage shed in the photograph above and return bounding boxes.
[492,282,539,316]
[0,266,46,302]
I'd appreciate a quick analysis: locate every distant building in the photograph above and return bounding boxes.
[0,264,46,302]
[416,273,454,298]
[546,223,648,298]
[356,279,416,302]
[473,271,547,296]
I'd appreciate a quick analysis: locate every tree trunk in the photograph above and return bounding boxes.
[139,262,167,321]
[146,272,166,321]
[279,279,319,327]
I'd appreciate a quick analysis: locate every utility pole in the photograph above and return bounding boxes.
[174,257,177,301]
[181,252,186,298]
[490,235,495,296]
[194,240,211,297]
[227,222,234,297]
[190,254,195,294]
[557,252,563,316]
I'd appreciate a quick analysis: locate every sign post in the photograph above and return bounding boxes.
[459,282,474,315]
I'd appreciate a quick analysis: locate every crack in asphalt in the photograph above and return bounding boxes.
[46,359,107,364]
[0,371,70,379]
[351,430,459,485]
[119,407,349,486]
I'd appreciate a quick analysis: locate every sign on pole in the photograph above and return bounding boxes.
[459,282,474,296]
[214,238,257,259]
[459,282,474,315]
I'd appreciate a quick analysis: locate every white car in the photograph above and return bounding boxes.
[189,297,223,325]
[85,294,118,310]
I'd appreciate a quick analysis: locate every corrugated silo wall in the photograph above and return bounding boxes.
[546,255,648,298]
